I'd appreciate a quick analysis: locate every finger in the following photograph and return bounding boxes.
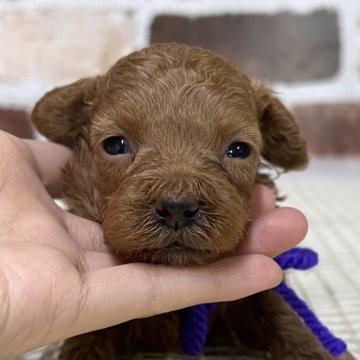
[72,254,282,335]
[23,139,72,197]
[240,207,308,257]
[0,133,67,214]
[83,251,122,271]
[249,184,276,219]
[63,211,109,252]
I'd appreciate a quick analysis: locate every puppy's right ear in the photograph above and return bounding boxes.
[31,77,101,148]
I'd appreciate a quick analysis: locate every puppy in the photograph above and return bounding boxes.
[32,44,343,359]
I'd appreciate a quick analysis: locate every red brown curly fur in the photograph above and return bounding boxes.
[32,44,353,359]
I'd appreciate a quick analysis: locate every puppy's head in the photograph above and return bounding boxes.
[32,44,307,266]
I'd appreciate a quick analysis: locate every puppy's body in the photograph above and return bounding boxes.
[32,44,348,359]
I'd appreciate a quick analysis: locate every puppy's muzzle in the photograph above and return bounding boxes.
[154,197,200,231]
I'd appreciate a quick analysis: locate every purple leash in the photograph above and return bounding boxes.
[180,247,347,357]
[180,303,216,356]
[274,248,347,357]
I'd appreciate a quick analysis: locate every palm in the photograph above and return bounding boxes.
[0,135,114,354]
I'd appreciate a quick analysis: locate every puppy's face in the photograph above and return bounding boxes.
[91,59,260,265]
[32,44,308,266]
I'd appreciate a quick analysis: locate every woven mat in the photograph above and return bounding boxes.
[277,157,360,359]
[14,157,360,360]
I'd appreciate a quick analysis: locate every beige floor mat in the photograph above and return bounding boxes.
[13,157,360,359]
[277,157,360,359]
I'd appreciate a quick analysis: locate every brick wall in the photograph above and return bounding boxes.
[0,0,359,154]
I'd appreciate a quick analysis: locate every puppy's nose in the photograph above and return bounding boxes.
[155,197,199,231]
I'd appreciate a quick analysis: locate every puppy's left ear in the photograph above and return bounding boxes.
[252,81,308,171]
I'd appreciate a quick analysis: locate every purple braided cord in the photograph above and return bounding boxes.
[275,247,318,270]
[180,303,216,356]
[275,281,347,357]
[180,247,347,357]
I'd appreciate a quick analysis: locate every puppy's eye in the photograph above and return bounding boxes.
[225,142,251,159]
[103,136,131,155]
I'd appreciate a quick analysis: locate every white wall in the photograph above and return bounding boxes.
[0,0,359,109]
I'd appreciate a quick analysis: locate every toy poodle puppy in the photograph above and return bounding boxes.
[32,43,351,360]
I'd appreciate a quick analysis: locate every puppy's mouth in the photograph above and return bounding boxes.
[120,225,221,266]
[124,244,224,266]
[165,241,191,250]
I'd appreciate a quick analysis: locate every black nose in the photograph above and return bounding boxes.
[155,197,200,230]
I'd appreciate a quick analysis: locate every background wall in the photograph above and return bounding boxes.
[1,0,360,153]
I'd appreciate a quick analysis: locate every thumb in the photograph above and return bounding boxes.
[24,139,72,197]
[72,254,282,336]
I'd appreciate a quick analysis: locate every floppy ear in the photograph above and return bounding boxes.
[31,77,101,148]
[252,81,308,171]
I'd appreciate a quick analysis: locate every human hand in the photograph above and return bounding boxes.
[0,131,307,358]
